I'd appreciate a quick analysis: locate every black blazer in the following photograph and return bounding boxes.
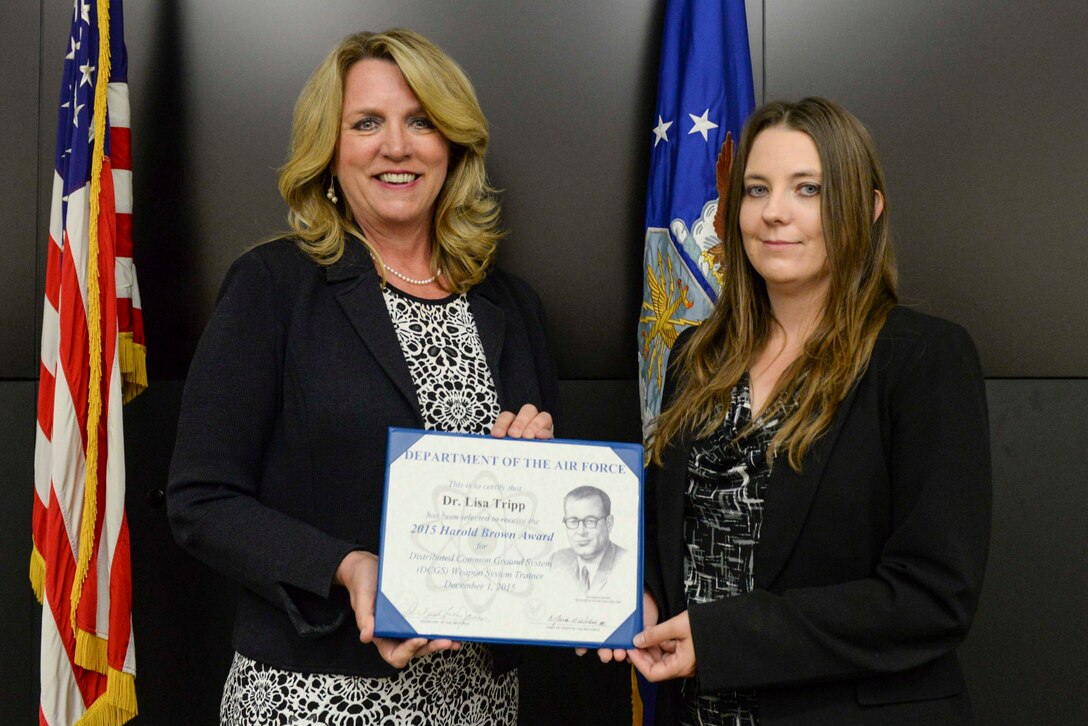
[645,307,991,725]
[167,238,560,677]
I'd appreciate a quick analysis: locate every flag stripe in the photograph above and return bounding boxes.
[42,486,103,708]
[115,215,133,257]
[40,587,94,725]
[112,170,132,214]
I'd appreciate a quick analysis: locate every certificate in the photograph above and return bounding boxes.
[375,428,643,649]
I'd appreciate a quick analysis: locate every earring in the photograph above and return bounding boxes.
[326,177,339,204]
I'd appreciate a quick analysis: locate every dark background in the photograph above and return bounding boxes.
[2,0,1085,723]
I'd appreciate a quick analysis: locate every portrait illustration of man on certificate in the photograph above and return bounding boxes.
[549,486,630,600]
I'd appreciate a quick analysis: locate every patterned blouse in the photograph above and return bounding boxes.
[382,285,501,433]
[680,374,781,726]
[220,283,515,726]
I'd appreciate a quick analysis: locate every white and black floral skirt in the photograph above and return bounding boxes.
[220,643,517,725]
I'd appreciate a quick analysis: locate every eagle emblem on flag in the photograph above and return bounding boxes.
[639,134,737,438]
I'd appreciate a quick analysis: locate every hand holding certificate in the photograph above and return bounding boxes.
[376,428,643,649]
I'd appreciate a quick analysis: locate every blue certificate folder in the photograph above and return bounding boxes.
[375,427,644,649]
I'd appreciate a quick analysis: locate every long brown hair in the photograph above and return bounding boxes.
[277,29,502,293]
[649,97,898,471]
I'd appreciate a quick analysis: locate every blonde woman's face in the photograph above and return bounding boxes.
[739,127,829,301]
[333,59,449,239]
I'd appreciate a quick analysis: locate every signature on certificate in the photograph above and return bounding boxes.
[402,602,486,626]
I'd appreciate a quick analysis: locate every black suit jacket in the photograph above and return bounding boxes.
[645,307,991,725]
[168,238,560,677]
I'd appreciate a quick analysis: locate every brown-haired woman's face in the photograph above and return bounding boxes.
[739,127,828,300]
[333,59,449,238]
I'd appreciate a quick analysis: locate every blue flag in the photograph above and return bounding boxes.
[638,0,755,437]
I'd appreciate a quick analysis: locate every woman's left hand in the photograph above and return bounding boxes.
[336,551,460,668]
[626,610,698,682]
[492,404,554,440]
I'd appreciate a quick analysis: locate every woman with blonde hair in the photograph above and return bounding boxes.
[169,29,557,724]
[623,97,991,724]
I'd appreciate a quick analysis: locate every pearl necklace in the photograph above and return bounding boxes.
[369,251,442,286]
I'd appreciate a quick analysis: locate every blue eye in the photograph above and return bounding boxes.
[745,184,767,197]
[352,117,378,131]
[798,183,821,196]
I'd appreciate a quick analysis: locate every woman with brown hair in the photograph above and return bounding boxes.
[624,97,991,724]
[168,29,557,724]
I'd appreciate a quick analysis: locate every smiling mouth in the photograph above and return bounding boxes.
[378,172,419,184]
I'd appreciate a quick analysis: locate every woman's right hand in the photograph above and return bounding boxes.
[491,404,554,440]
[335,550,460,668]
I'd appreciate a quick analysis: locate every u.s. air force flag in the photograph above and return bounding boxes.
[638,0,755,436]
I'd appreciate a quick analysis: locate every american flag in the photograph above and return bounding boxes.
[30,0,144,723]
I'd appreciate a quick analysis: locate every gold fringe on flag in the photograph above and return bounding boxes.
[76,665,138,726]
[106,667,139,714]
[75,630,111,674]
[70,0,113,639]
[29,544,46,603]
[118,331,148,403]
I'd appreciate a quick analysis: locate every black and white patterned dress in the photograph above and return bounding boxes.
[680,374,779,726]
[220,284,515,725]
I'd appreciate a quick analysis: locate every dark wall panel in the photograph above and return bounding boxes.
[763,0,1088,376]
[120,382,238,724]
[960,380,1088,724]
[0,3,42,377]
[0,383,39,722]
[116,0,661,380]
[558,380,642,444]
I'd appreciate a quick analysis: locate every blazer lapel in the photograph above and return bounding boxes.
[327,244,422,420]
[466,280,506,405]
[755,384,861,588]
[656,436,691,614]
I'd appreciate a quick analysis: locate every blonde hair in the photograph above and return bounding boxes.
[277,29,502,292]
[650,97,898,471]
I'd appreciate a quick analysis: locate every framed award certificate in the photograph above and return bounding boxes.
[375,428,644,649]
